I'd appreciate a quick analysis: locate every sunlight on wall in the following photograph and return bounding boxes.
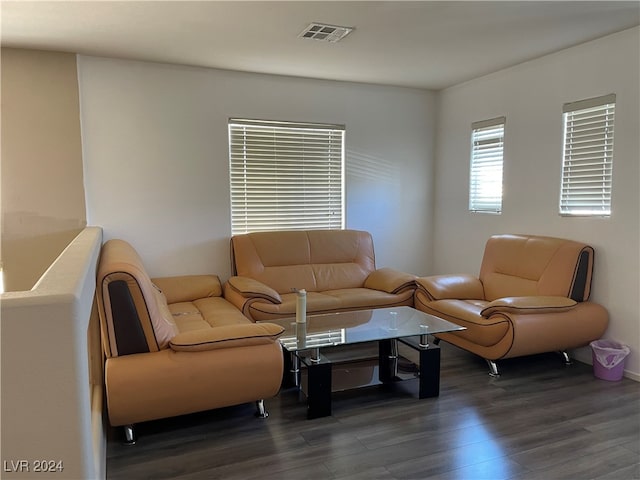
[346,148,398,184]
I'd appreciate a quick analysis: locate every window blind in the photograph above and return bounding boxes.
[560,94,615,216]
[229,119,345,235]
[469,117,505,213]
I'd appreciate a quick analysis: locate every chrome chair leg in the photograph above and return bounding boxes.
[486,359,500,377]
[123,424,137,445]
[255,399,269,418]
[559,350,572,365]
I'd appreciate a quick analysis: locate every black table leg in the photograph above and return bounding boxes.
[302,355,332,419]
[418,344,441,398]
[378,339,398,383]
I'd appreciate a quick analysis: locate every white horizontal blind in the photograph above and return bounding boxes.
[560,94,615,216]
[469,117,505,213]
[229,119,345,235]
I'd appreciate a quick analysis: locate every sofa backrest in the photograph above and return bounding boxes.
[230,229,376,294]
[479,234,594,302]
[97,239,178,358]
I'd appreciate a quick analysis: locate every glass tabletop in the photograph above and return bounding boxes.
[261,306,465,352]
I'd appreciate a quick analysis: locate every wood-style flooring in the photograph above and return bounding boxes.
[107,341,640,479]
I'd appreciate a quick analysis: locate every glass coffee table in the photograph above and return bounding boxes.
[262,306,465,419]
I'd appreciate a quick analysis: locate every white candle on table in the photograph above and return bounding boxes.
[295,289,307,324]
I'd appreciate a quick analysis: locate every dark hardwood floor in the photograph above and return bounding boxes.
[107,341,640,479]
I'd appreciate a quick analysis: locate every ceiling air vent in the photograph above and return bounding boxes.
[298,23,354,43]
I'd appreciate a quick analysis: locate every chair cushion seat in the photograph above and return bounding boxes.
[169,297,252,333]
[248,288,414,321]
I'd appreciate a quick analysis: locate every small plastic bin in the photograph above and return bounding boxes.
[590,339,630,381]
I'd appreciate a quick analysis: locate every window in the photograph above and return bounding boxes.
[229,119,344,235]
[469,117,505,213]
[560,94,615,216]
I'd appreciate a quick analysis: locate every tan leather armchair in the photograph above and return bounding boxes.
[414,234,609,375]
[96,239,284,443]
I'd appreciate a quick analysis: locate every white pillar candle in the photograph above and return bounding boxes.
[295,288,307,323]
[296,322,307,348]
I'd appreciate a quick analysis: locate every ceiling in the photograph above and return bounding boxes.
[2,1,639,90]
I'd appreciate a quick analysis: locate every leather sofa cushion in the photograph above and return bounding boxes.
[152,275,222,304]
[169,323,285,352]
[480,234,594,301]
[248,288,414,321]
[480,296,577,317]
[170,297,252,332]
[231,230,376,293]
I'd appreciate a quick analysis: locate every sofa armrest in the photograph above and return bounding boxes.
[364,268,416,294]
[481,296,577,318]
[169,323,285,352]
[416,274,484,301]
[151,275,222,304]
[226,276,282,304]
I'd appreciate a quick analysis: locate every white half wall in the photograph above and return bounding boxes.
[1,227,105,479]
[78,57,436,279]
[433,27,640,378]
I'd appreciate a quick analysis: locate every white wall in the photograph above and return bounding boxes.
[78,57,436,280]
[433,27,640,378]
[1,48,87,292]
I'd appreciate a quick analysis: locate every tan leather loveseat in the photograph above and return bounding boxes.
[223,229,416,321]
[96,239,285,443]
[414,234,609,375]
